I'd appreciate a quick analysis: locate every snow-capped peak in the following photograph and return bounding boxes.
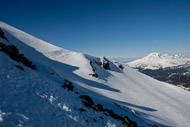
[146,52,161,58]
[127,52,190,70]
[173,53,186,59]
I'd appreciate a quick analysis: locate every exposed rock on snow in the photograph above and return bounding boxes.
[62,80,74,91]
[0,42,36,70]
[100,57,110,70]
[0,28,8,41]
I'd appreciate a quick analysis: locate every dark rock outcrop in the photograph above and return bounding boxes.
[79,93,138,127]
[94,104,103,111]
[89,61,98,78]
[62,80,74,91]
[118,64,123,69]
[120,115,137,127]
[89,73,98,78]
[0,42,36,70]
[101,57,110,70]
[15,65,24,71]
[0,28,8,41]
[95,57,110,70]
[80,95,94,107]
[79,108,85,112]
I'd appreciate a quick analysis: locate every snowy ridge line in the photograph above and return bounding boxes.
[1,21,190,127]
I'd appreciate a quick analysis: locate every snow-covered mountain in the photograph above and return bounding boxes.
[1,21,190,127]
[127,52,190,70]
[127,52,190,89]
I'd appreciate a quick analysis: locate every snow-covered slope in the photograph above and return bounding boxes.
[1,21,190,127]
[127,52,190,70]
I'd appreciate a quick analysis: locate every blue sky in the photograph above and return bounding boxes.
[1,0,190,58]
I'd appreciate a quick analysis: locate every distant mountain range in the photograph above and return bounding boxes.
[127,52,190,89]
[108,57,140,63]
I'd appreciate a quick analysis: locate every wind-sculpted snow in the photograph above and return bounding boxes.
[1,21,190,127]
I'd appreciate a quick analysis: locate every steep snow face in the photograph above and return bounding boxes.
[1,21,190,127]
[0,52,128,127]
[0,21,94,78]
[127,52,190,70]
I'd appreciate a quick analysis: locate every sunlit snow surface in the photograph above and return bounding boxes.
[1,21,190,127]
[127,52,190,70]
